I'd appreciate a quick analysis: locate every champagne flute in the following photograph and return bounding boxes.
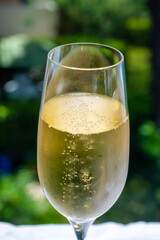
[37,43,129,240]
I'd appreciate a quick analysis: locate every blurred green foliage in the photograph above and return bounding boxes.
[0,169,67,224]
[0,100,39,168]
[126,17,151,45]
[0,105,10,121]
[139,122,160,182]
[139,122,160,163]
[55,0,149,38]
[126,47,151,123]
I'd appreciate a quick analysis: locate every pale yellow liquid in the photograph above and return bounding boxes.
[37,93,129,222]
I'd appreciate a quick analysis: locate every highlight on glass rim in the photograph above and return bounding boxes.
[0,1,159,239]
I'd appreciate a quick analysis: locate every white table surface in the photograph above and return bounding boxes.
[0,221,160,240]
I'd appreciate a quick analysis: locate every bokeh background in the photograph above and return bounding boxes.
[0,0,160,225]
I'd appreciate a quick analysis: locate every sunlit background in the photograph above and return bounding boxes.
[0,0,160,225]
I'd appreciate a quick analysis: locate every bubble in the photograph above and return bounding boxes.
[84,204,89,209]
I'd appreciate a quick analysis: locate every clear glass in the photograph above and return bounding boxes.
[37,43,129,240]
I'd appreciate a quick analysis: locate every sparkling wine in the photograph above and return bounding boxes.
[37,93,129,222]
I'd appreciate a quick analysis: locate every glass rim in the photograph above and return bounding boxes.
[47,42,124,71]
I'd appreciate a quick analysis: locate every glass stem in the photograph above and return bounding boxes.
[69,219,95,240]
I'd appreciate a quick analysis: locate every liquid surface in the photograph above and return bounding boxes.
[38,93,129,222]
